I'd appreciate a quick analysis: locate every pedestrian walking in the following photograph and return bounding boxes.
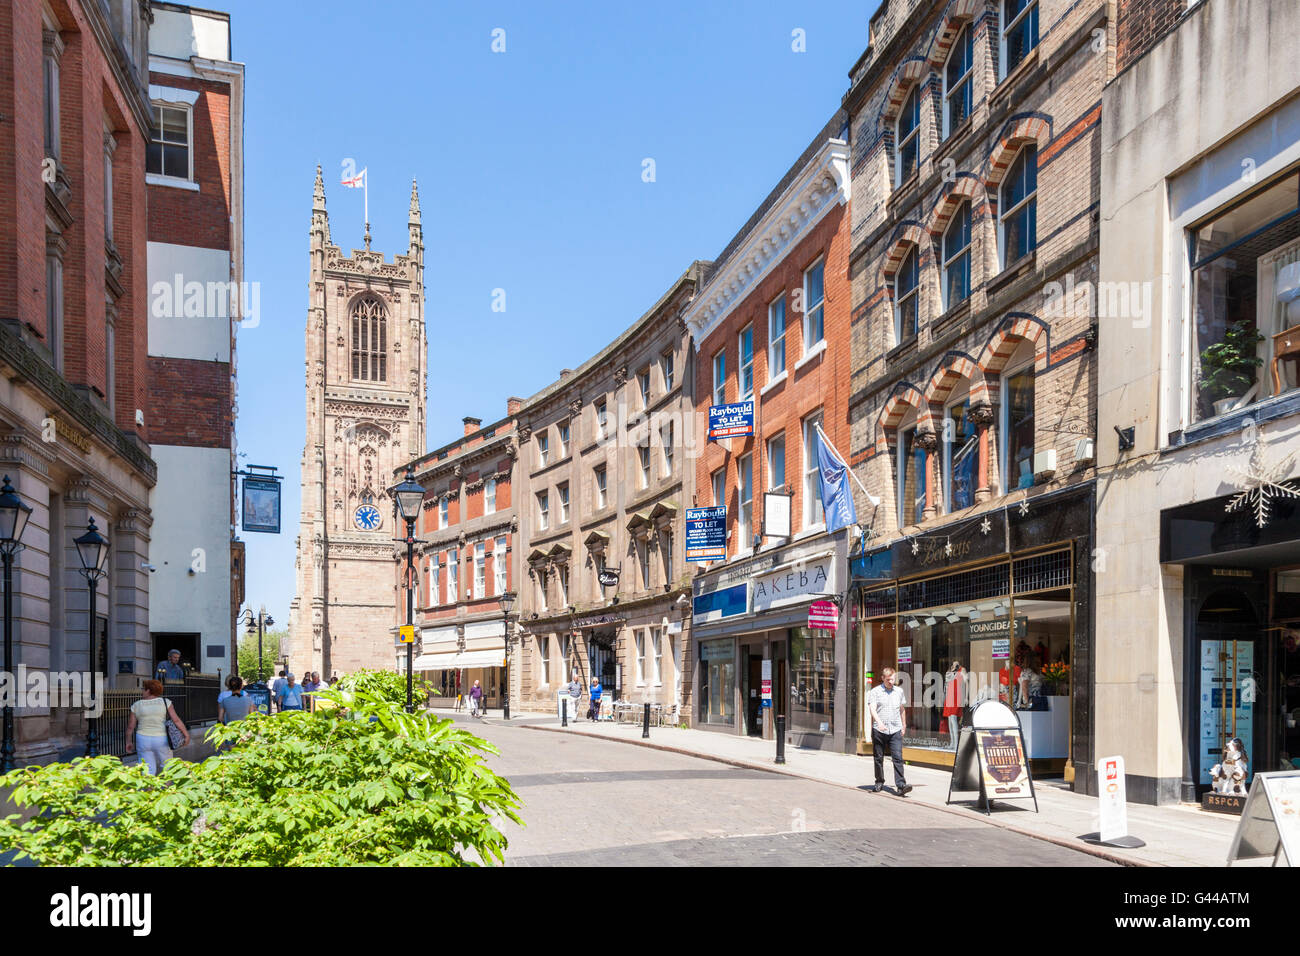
[276,673,305,712]
[219,676,256,725]
[867,666,912,795]
[271,670,287,712]
[469,679,483,718]
[566,676,581,721]
[587,677,603,721]
[217,673,241,706]
[125,679,190,775]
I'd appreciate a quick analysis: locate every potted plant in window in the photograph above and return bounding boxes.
[1198,320,1264,417]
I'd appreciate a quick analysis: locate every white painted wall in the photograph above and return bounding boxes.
[147,445,232,675]
[150,7,230,61]
[147,241,233,361]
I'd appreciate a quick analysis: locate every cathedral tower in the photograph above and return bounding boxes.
[286,168,427,677]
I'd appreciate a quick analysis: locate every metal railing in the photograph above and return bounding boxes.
[96,674,222,757]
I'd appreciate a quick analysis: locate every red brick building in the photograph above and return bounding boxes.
[684,114,856,747]
[0,0,156,761]
[145,1,244,679]
[402,405,519,708]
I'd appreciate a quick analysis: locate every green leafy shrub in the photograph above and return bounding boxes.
[334,667,434,707]
[236,627,283,682]
[0,686,520,866]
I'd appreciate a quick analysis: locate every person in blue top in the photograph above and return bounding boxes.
[277,673,305,712]
[587,678,603,721]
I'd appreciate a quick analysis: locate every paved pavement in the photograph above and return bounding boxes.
[448,709,1247,867]
[452,714,1113,866]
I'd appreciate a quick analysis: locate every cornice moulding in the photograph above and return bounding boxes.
[685,139,850,348]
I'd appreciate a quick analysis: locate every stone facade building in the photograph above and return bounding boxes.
[405,407,519,709]
[1097,0,1300,803]
[842,0,1106,785]
[286,171,428,679]
[0,0,156,761]
[685,118,855,749]
[515,264,705,721]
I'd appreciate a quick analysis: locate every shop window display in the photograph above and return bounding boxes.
[699,639,735,726]
[790,627,835,735]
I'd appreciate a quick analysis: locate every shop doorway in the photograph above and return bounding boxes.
[1194,588,1259,795]
[588,631,617,698]
[772,639,787,732]
[746,653,764,736]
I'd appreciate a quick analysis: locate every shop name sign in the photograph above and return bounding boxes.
[752,558,835,613]
[917,538,973,566]
[708,402,755,440]
[967,618,1027,640]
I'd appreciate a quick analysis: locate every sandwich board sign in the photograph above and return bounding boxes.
[946,699,1038,814]
[1080,755,1146,849]
[1226,770,1300,866]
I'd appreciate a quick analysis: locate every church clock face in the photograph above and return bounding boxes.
[354,504,382,531]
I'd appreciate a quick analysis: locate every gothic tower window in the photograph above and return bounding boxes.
[351,295,388,382]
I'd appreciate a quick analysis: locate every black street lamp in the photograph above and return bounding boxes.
[393,466,425,713]
[74,516,109,758]
[500,591,516,720]
[0,477,32,773]
[240,607,274,683]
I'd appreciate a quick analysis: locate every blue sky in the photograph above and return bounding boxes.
[231,0,876,624]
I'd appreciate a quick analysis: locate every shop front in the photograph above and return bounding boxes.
[691,531,852,750]
[1162,493,1300,800]
[850,483,1094,783]
[414,619,506,709]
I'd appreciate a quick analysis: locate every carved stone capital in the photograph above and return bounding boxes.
[568,398,583,418]
[967,403,995,426]
[613,366,628,387]
[914,429,939,452]
[517,425,532,444]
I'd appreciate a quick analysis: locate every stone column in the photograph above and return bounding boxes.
[916,428,940,520]
[110,508,152,687]
[969,403,996,504]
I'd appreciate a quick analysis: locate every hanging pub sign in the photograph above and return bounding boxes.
[947,699,1039,814]
[241,474,282,534]
[597,567,621,588]
[708,402,755,440]
[686,506,727,562]
[808,600,838,630]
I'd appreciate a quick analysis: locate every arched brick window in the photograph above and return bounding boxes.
[351,295,387,382]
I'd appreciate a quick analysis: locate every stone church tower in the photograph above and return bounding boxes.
[286,167,427,677]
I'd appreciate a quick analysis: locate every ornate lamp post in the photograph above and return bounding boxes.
[393,466,425,713]
[500,591,515,720]
[74,516,110,757]
[239,607,274,683]
[0,477,33,773]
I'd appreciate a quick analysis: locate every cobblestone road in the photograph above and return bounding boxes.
[459,717,1113,867]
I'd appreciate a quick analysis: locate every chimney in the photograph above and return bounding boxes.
[559,368,573,380]
[463,416,482,436]
[507,396,523,416]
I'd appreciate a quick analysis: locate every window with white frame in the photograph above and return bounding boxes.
[662,349,675,391]
[558,564,569,607]
[448,550,459,603]
[639,537,651,589]
[712,468,726,509]
[635,631,646,685]
[1000,146,1037,265]
[768,433,786,490]
[494,535,507,595]
[1001,0,1039,78]
[738,453,753,551]
[895,86,921,186]
[537,490,549,530]
[560,634,571,682]
[596,399,608,438]
[558,482,569,524]
[895,247,919,342]
[537,431,549,467]
[537,567,547,611]
[638,441,651,489]
[431,555,441,605]
[739,325,754,399]
[485,477,497,514]
[539,635,550,685]
[661,529,673,585]
[769,295,787,378]
[712,351,726,406]
[999,362,1036,491]
[661,420,674,477]
[594,464,607,509]
[897,425,927,527]
[474,541,486,599]
[942,201,972,311]
[558,422,570,457]
[944,25,973,139]
[803,412,825,529]
[439,497,448,529]
[804,259,825,353]
[638,368,651,408]
[147,104,190,180]
[651,626,663,685]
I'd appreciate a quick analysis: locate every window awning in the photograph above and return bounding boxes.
[412,649,505,670]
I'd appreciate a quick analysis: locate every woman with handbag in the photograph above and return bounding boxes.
[125,678,191,775]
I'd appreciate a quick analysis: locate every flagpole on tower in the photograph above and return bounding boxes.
[363,169,369,249]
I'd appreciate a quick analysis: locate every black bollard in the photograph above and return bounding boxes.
[776,715,786,764]
[561,697,568,727]
[642,702,651,739]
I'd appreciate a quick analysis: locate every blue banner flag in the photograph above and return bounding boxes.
[816,429,858,533]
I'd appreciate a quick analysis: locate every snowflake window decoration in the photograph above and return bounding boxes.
[1225,443,1299,528]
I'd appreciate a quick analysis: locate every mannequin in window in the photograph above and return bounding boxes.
[942,659,965,748]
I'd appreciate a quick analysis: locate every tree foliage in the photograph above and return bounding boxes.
[236,627,284,682]
[0,686,521,866]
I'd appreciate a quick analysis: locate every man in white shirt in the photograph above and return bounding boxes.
[866,666,912,795]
